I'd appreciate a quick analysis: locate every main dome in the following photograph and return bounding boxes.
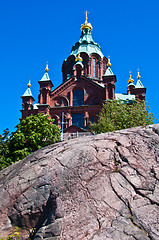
[70,17,104,59]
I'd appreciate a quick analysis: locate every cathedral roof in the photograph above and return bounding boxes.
[39,64,51,82]
[40,72,51,82]
[135,79,144,88]
[23,88,32,97]
[135,71,144,88]
[70,14,104,59]
[22,81,33,97]
[104,58,114,76]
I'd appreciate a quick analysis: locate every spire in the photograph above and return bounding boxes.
[104,56,114,76]
[136,70,144,88]
[22,80,33,97]
[40,63,51,82]
[128,71,134,83]
[81,11,93,31]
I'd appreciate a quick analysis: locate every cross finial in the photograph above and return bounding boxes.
[129,71,132,75]
[84,11,89,22]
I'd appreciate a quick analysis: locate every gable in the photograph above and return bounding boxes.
[63,125,88,133]
[50,76,106,107]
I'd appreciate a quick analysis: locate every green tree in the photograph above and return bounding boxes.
[0,129,12,169]
[0,114,61,170]
[90,100,154,134]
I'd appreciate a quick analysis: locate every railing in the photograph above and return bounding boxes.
[63,132,93,141]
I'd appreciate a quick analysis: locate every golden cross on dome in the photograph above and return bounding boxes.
[84,11,89,22]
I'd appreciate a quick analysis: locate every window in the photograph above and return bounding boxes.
[103,62,105,75]
[73,89,83,106]
[93,58,96,78]
[72,113,83,128]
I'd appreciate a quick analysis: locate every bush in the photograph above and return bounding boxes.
[0,114,61,170]
[90,100,154,134]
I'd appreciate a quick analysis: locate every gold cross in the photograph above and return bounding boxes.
[84,11,89,21]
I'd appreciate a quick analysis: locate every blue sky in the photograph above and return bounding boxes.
[0,0,158,133]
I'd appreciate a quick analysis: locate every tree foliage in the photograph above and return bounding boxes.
[90,100,154,134]
[0,114,61,170]
[0,129,12,169]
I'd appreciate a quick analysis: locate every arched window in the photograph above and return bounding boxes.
[93,58,96,78]
[73,89,83,106]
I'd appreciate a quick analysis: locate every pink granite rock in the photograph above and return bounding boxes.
[0,125,159,239]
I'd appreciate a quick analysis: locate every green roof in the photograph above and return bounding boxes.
[104,66,114,76]
[39,72,50,82]
[22,87,33,97]
[70,28,104,59]
[135,79,144,88]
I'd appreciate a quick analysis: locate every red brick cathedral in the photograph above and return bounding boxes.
[21,12,146,133]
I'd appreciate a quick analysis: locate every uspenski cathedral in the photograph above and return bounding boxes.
[21,12,146,133]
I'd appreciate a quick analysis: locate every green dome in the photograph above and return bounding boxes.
[70,28,104,59]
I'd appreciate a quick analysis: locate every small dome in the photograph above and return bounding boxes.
[45,63,49,72]
[81,11,93,31]
[107,58,111,67]
[75,53,83,62]
[81,21,92,31]
[137,70,141,79]
[27,80,31,88]
[128,72,134,83]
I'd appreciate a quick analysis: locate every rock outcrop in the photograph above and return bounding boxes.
[0,125,159,239]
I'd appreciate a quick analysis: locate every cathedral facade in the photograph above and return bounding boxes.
[21,13,146,133]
